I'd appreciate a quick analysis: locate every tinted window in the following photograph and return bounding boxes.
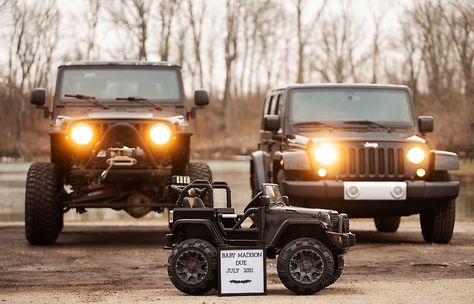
[290,89,413,125]
[60,68,181,101]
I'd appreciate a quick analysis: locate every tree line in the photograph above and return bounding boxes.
[0,0,472,157]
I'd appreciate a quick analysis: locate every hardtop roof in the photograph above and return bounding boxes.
[58,61,181,69]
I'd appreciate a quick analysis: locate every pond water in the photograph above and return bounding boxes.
[0,161,472,222]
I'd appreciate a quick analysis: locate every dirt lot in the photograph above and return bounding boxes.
[0,218,473,304]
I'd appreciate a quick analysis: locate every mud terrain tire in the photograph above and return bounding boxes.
[420,171,455,243]
[185,162,213,206]
[374,216,401,232]
[25,162,62,245]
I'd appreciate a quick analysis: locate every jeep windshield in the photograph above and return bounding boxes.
[59,68,181,103]
[289,88,414,129]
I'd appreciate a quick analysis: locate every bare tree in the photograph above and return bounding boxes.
[293,0,327,83]
[6,0,59,142]
[369,10,385,83]
[158,0,180,61]
[312,0,364,83]
[442,0,474,99]
[222,0,242,103]
[186,0,206,88]
[408,1,455,96]
[85,0,101,60]
[107,0,151,60]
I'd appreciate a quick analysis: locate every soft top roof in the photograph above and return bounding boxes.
[59,61,181,69]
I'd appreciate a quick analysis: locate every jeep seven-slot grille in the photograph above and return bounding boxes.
[339,146,405,178]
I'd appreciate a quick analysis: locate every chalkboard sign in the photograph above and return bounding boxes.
[218,247,266,296]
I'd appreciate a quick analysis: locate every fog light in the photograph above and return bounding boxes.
[416,168,426,177]
[346,185,359,199]
[317,168,327,177]
[391,185,405,199]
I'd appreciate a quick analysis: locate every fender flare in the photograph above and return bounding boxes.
[269,218,329,247]
[170,219,226,246]
[281,150,311,171]
[431,150,459,171]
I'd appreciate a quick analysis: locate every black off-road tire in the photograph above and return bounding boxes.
[374,216,401,232]
[277,238,335,295]
[185,162,213,207]
[25,162,62,245]
[420,171,455,243]
[167,239,217,295]
[325,254,344,287]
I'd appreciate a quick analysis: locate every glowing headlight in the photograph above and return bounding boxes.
[150,123,171,145]
[314,143,337,164]
[71,123,93,145]
[407,147,425,164]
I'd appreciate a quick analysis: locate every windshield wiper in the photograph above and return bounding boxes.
[292,121,334,129]
[341,120,391,131]
[116,96,162,111]
[64,94,109,109]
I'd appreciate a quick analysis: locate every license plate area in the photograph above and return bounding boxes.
[343,182,407,200]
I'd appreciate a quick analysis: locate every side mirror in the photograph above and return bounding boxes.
[264,114,280,132]
[194,89,209,106]
[418,116,433,133]
[30,88,46,106]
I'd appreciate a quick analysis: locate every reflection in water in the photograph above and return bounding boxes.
[0,161,472,221]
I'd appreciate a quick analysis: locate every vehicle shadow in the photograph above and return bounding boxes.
[350,229,424,244]
[57,225,169,247]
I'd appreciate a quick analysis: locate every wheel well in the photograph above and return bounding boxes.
[275,224,331,251]
[174,223,218,247]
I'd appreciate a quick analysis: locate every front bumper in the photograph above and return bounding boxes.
[282,180,460,217]
[326,231,356,249]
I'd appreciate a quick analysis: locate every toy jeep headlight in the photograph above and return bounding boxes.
[407,146,425,164]
[150,123,172,145]
[314,143,337,164]
[71,123,94,145]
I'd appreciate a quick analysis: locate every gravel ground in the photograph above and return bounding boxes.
[0,218,473,303]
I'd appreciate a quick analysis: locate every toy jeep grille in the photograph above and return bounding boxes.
[338,146,405,179]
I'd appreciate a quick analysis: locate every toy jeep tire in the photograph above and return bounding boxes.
[420,171,455,243]
[185,162,213,206]
[167,238,217,295]
[374,216,401,233]
[25,162,62,245]
[277,238,335,295]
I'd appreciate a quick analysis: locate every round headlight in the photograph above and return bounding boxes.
[407,147,425,164]
[150,123,171,145]
[71,123,93,145]
[314,143,337,164]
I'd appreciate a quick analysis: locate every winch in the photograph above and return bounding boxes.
[98,146,142,182]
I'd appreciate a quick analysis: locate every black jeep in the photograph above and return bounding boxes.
[165,179,355,295]
[251,84,460,243]
[26,61,211,245]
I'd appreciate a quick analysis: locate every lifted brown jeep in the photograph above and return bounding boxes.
[26,61,211,245]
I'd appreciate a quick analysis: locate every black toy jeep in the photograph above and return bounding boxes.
[165,178,355,295]
[26,61,211,245]
[251,84,460,243]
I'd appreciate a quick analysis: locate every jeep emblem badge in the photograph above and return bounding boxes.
[364,142,378,148]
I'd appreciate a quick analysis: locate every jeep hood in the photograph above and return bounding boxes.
[288,132,426,147]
